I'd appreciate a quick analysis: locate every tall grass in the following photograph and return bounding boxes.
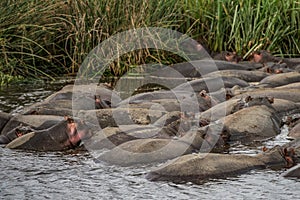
[184,0,300,58]
[0,0,299,84]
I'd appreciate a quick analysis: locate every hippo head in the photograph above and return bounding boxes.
[224,51,242,63]
[251,50,264,63]
[64,116,92,146]
[282,148,298,168]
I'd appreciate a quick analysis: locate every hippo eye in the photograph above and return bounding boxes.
[67,118,74,123]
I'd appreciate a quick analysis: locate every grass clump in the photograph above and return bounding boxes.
[0,0,299,84]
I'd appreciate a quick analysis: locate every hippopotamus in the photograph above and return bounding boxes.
[0,125,37,145]
[84,111,198,150]
[232,88,300,103]
[288,122,300,139]
[271,99,300,118]
[276,82,300,90]
[77,107,166,129]
[1,115,63,136]
[95,119,231,166]
[0,112,11,132]
[146,145,297,184]
[150,60,257,79]
[0,114,70,146]
[174,76,249,93]
[249,50,300,68]
[223,105,281,144]
[282,164,300,178]
[261,62,294,74]
[203,69,268,82]
[95,130,206,166]
[6,117,92,151]
[22,100,74,116]
[146,153,266,183]
[258,72,300,88]
[22,83,119,115]
[123,99,181,113]
[199,96,275,122]
[118,90,216,113]
[212,51,242,63]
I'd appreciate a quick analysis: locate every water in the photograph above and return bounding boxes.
[1,81,300,199]
[0,80,70,114]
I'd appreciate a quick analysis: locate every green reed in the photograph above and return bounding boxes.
[0,0,299,84]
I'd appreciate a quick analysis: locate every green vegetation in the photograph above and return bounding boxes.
[0,0,299,84]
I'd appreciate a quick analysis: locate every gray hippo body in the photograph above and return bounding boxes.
[1,115,63,136]
[117,90,214,113]
[204,70,268,82]
[0,115,63,144]
[6,117,91,151]
[77,107,165,129]
[174,76,249,93]
[0,112,11,132]
[22,84,118,115]
[199,96,275,122]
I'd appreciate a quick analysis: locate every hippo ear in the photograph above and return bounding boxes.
[225,51,231,56]
[266,67,272,73]
[262,146,268,152]
[267,97,274,104]
[199,90,207,97]
[245,96,252,103]
[64,116,75,123]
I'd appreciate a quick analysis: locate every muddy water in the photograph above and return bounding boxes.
[0,81,300,199]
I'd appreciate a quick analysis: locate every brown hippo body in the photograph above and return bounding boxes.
[146,153,266,183]
[276,82,300,90]
[120,96,213,113]
[224,105,281,144]
[96,130,208,166]
[233,88,300,103]
[258,72,300,88]
[147,145,295,184]
[77,107,166,129]
[288,123,300,139]
[250,50,300,69]
[85,110,201,151]
[199,96,275,122]
[212,51,242,63]
[282,164,300,178]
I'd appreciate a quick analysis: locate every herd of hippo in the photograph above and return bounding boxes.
[1,50,300,184]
